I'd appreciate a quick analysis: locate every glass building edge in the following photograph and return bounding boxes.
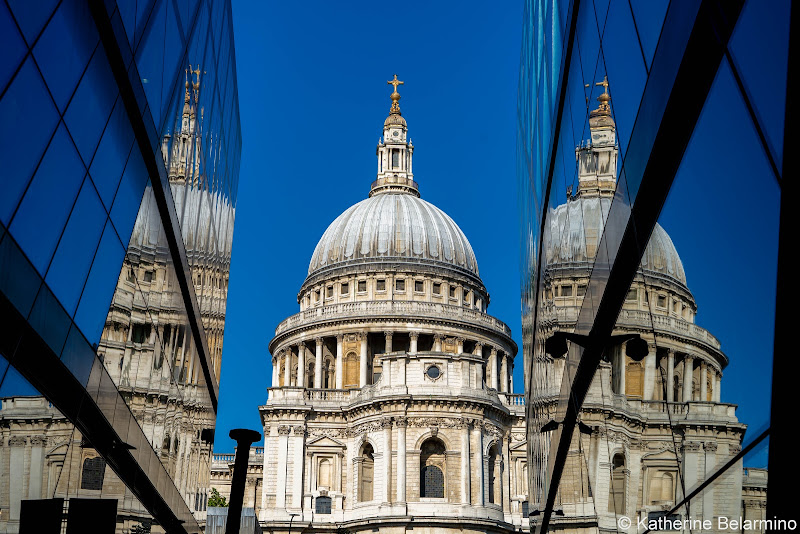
[0,0,240,532]
[518,0,784,531]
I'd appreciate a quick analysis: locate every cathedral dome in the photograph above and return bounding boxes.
[546,196,687,286]
[308,192,479,277]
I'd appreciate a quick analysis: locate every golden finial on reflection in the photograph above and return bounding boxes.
[593,75,611,115]
[387,74,404,114]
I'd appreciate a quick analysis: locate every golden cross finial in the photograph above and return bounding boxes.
[595,75,609,95]
[388,74,404,93]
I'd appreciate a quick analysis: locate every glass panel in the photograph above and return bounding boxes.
[729,0,790,172]
[27,284,71,356]
[0,57,60,225]
[6,0,59,46]
[45,180,106,316]
[74,221,126,345]
[110,147,149,247]
[9,123,86,274]
[64,44,119,165]
[0,2,27,94]
[135,0,166,129]
[32,0,98,112]
[628,0,668,71]
[89,97,135,211]
[0,233,42,317]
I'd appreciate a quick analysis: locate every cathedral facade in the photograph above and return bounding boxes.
[249,79,529,533]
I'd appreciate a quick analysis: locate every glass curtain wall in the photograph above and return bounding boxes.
[0,0,240,533]
[519,0,788,532]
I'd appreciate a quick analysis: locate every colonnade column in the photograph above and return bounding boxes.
[683,355,694,402]
[396,417,407,502]
[714,372,722,402]
[359,333,368,387]
[335,335,343,389]
[314,337,323,388]
[292,425,305,508]
[283,350,291,387]
[382,418,392,503]
[700,361,708,401]
[643,345,656,401]
[666,350,675,402]
[474,343,484,389]
[456,337,464,354]
[384,331,393,353]
[433,334,443,352]
[461,418,471,504]
[500,352,509,393]
[297,343,306,388]
[275,425,290,508]
[409,332,418,354]
[271,356,278,387]
[474,422,484,505]
[489,347,498,390]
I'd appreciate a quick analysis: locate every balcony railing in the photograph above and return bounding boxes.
[549,306,721,350]
[275,301,512,337]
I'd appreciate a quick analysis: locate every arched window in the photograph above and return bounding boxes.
[315,495,332,514]
[522,500,530,518]
[608,453,626,514]
[359,443,374,501]
[81,456,106,490]
[420,438,446,498]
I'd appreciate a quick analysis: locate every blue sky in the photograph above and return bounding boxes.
[216,1,526,449]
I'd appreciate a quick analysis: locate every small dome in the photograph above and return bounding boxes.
[308,193,479,277]
[384,114,407,128]
[545,196,687,286]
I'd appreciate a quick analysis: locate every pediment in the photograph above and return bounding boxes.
[306,435,346,448]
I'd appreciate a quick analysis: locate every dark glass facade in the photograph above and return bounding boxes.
[519,0,789,532]
[0,1,240,533]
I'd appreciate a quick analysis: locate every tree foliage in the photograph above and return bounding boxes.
[208,487,228,507]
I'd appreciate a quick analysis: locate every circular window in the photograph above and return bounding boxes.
[426,365,441,380]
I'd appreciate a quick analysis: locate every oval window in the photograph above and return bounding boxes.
[426,365,441,379]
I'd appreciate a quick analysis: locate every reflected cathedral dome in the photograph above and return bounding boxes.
[545,196,687,287]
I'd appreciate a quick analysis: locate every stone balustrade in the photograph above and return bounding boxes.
[267,384,526,409]
[550,306,721,350]
[274,300,513,338]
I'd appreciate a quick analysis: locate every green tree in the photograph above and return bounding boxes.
[208,487,228,507]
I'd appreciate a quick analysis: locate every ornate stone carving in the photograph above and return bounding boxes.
[315,337,324,345]
[292,425,305,436]
[683,441,702,452]
[409,332,419,341]
[278,425,291,436]
[8,436,26,447]
[704,442,718,452]
[30,436,47,446]
[430,426,439,437]
[395,417,408,428]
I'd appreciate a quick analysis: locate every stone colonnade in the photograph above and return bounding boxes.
[270,330,514,392]
[625,346,722,402]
